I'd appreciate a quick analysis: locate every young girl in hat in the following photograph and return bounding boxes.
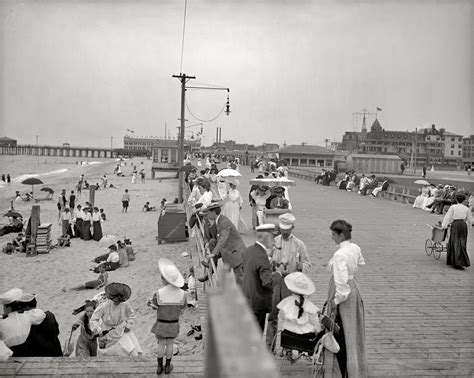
[148,258,187,375]
[73,300,98,357]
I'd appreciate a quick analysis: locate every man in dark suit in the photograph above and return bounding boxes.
[243,224,283,334]
[203,203,246,287]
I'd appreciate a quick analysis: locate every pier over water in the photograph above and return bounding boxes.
[0,144,117,159]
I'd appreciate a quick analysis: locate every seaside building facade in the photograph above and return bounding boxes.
[338,120,466,167]
[463,135,474,167]
[277,144,335,168]
[0,136,17,147]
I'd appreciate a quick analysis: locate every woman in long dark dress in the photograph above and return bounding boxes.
[92,207,103,241]
[74,205,84,239]
[0,290,62,357]
[82,208,92,241]
[442,192,472,269]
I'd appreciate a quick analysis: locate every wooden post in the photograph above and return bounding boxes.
[30,205,41,244]
[89,186,95,208]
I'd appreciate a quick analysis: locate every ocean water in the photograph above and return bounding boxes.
[0,155,116,189]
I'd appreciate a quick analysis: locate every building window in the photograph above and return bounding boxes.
[300,159,308,166]
[458,151,461,156]
[317,159,324,166]
[325,160,333,167]
[458,144,462,148]
[309,159,315,166]
[451,151,453,156]
[291,158,298,166]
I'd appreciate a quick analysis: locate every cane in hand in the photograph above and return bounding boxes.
[63,325,78,356]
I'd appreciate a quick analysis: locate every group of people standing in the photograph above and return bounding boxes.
[57,187,105,242]
[191,184,367,377]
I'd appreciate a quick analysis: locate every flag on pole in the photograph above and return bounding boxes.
[377,107,382,111]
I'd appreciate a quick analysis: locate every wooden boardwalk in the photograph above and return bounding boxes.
[1,166,473,376]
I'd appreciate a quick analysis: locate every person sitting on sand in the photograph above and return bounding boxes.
[14,191,21,202]
[0,217,24,237]
[92,245,120,273]
[143,202,156,212]
[71,265,108,291]
[12,233,26,252]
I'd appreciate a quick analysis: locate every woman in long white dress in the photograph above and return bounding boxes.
[222,180,247,232]
[413,185,430,209]
[89,283,143,356]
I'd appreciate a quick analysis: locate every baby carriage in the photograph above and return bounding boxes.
[425,223,449,260]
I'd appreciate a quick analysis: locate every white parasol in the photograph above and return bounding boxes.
[99,235,119,249]
[249,178,296,187]
[216,168,241,178]
[414,179,430,186]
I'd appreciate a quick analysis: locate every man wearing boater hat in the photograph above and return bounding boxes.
[200,202,246,286]
[243,224,284,333]
[266,213,311,349]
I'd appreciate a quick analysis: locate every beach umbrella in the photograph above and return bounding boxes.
[21,177,44,196]
[4,210,22,218]
[249,178,296,187]
[40,187,54,194]
[99,235,119,249]
[216,168,241,178]
[414,179,430,186]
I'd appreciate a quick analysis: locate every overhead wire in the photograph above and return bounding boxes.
[185,100,226,123]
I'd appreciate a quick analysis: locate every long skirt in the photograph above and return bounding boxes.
[82,221,92,240]
[323,277,368,378]
[446,219,470,268]
[75,333,98,357]
[75,219,83,239]
[92,221,103,241]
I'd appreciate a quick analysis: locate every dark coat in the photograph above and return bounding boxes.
[10,311,63,357]
[243,243,277,314]
[213,215,245,268]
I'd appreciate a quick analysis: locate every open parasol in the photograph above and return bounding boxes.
[414,179,430,186]
[249,178,296,187]
[99,235,119,249]
[40,187,54,194]
[216,168,241,178]
[21,177,44,196]
[4,210,22,218]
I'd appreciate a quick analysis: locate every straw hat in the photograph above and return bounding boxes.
[0,288,36,305]
[279,213,295,230]
[284,272,315,296]
[105,283,132,303]
[158,258,185,288]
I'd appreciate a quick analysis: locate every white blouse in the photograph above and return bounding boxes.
[0,309,46,347]
[327,240,365,305]
[442,204,472,229]
[277,294,322,334]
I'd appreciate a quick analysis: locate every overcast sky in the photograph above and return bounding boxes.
[0,0,472,148]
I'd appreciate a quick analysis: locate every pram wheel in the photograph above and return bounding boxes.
[433,242,443,260]
[425,239,433,256]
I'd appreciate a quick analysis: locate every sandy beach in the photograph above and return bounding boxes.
[0,157,203,357]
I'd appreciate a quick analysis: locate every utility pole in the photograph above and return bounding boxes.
[173,73,195,203]
[110,136,113,151]
[324,138,331,149]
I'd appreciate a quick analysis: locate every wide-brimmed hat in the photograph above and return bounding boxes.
[207,202,222,212]
[158,258,185,288]
[0,288,36,305]
[105,283,131,303]
[257,186,269,192]
[279,213,296,230]
[284,272,315,296]
[255,224,276,233]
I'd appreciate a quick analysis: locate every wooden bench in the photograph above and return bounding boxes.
[381,185,417,204]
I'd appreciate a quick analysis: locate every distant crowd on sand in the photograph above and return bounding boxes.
[1,153,471,377]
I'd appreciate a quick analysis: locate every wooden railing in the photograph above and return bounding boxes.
[205,271,279,377]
